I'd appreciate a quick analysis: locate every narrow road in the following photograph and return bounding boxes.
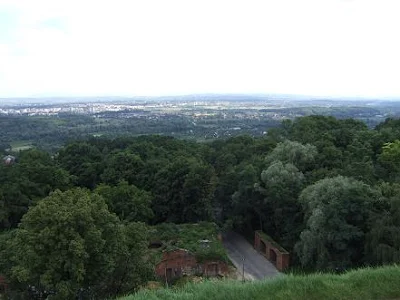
[222,231,280,280]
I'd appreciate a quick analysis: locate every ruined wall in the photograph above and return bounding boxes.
[155,249,229,280]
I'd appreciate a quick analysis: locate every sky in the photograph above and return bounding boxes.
[0,0,399,98]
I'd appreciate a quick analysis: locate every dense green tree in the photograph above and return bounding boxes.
[365,183,400,265]
[256,161,305,249]
[228,163,264,233]
[295,176,380,270]
[152,157,217,223]
[4,188,151,299]
[18,149,71,194]
[265,140,317,172]
[0,149,72,229]
[57,142,103,188]
[341,137,375,184]
[95,181,154,222]
[375,118,400,142]
[0,182,31,229]
[286,115,367,148]
[3,113,400,288]
[100,151,145,186]
[378,140,400,181]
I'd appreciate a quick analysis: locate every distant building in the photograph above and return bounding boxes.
[2,155,16,165]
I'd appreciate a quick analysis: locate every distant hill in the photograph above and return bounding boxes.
[2,93,400,105]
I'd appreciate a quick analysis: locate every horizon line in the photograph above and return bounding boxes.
[1,93,400,100]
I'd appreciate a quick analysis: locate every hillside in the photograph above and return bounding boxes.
[3,115,400,299]
[120,265,400,300]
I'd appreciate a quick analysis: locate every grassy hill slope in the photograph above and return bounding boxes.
[120,265,400,300]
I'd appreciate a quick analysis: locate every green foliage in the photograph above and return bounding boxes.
[150,222,229,263]
[256,161,305,249]
[101,151,145,186]
[95,181,154,222]
[286,115,368,148]
[4,113,400,297]
[57,142,103,188]
[3,188,151,299]
[228,162,264,232]
[265,140,317,172]
[260,161,304,198]
[295,176,381,270]
[365,183,400,264]
[0,149,72,229]
[0,114,98,152]
[378,140,400,181]
[152,157,217,223]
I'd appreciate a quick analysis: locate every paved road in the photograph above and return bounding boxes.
[222,231,280,280]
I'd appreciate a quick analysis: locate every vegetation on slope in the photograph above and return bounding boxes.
[121,265,400,300]
[150,222,229,263]
[3,115,400,298]
[1,189,153,300]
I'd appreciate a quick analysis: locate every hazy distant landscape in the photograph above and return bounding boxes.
[2,94,400,153]
[2,0,400,298]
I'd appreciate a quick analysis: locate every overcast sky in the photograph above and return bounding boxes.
[0,0,399,98]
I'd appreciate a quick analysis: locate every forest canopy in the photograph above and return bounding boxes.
[2,115,400,298]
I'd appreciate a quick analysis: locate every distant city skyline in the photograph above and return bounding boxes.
[0,0,399,98]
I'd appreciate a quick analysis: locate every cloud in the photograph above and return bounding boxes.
[0,0,399,97]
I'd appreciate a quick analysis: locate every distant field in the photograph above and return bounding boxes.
[10,140,33,152]
[120,265,400,300]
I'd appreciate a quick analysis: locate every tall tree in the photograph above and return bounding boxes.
[0,149,72,229]
[295,176,380,270]
[101,151,145,186]
[265,140,317,172]
[378,140,400,181]
[4,188,151,299]
[152,157,217,223]
[256,161,305,249]
[95,181,154,222]
[57,142,103,188]
[365,182,400,265]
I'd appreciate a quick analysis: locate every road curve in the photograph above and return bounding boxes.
[222,231,280,280]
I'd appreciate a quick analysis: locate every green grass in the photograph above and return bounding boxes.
[10,140,33,151]
[119,265,400,300]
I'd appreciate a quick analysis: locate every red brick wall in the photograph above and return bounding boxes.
[155,249,229,279]
[155,249,197,278]
[280,253,290,270]
[0,275,8,293]
[254,233,261,250]
[254,231,290,271]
